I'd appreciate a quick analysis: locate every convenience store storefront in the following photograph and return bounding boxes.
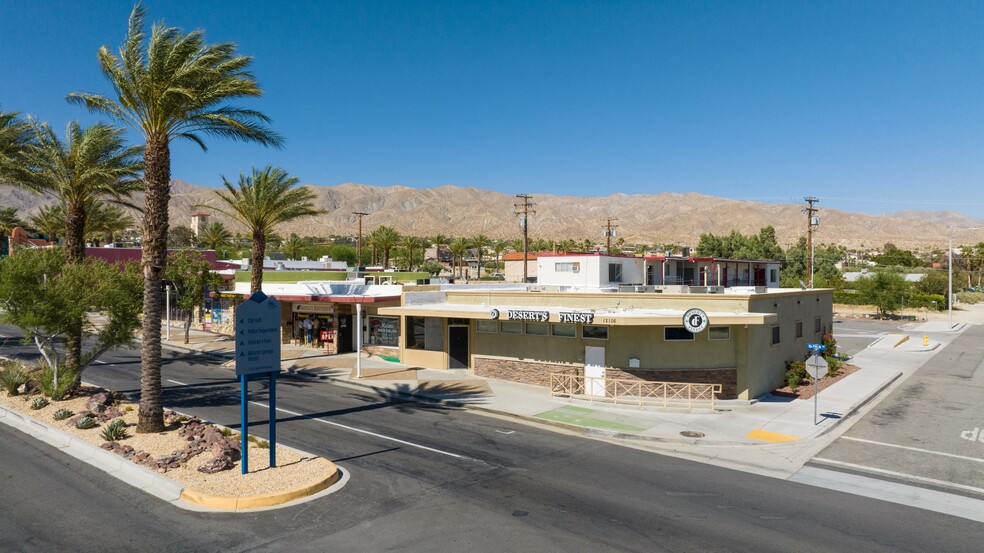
[233,282,403,358]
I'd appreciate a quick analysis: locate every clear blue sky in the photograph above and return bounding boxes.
[3,1,984,217]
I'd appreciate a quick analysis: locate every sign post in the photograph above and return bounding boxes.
[806,343,827,425]
[235,291,282,474]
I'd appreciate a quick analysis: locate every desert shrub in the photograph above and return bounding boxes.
[38,364,81,399]
[219,427,233,437]
[247,434,270,449]
[99,419,130,441]
[0,365,28,396]
[821,333,838,357]
[53,408,74,421]
[785,360,807,390]
[30,396,50,410]
[75,415,97,430]
[824,355,843,377]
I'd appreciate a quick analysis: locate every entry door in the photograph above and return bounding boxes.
[448,326,469,369]
[584,346,606,397]
[337,315,353,353]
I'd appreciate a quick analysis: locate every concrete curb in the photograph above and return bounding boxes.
[286,370,791,447]
[0,403,185,503]
[0,401,342,512]
[180,464,342,511]
[815,369,903,439]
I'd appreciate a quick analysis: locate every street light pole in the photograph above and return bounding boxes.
[948,226,980,329]
[948,231,954,329]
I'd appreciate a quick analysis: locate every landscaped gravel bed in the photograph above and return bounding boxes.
[0,386,335,497]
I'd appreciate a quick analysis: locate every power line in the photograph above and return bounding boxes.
[803,197,819,288]
[514,194,535,283]
[604,217,618,252]
[352,211,369,269]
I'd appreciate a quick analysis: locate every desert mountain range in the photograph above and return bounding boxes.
[2,180,982,250]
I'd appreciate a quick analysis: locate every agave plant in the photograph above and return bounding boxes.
[75,415,97,430]
[53,408,74,421]
[99,418,130,441]
[0,366,28,396]
[30,396,50,410]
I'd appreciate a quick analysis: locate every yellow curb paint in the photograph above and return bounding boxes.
[180,461,341,511]
[746,429,800,443]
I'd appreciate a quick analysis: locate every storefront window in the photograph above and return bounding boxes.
[367,316,399,347]
[477,320,498,333]
[407,316,444,351]
[525,322,549,336]
[664,327,694,341]
[551,323,576,338]
[709,326,730,340]
[582,325,609,340]
[500,321,522,334]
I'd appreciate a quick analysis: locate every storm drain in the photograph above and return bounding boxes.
[680,431,705,438]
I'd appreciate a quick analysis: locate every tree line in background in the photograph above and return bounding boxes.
[695,226,981,317]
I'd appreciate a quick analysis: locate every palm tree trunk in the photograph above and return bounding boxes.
[137,139,170,433]
[63,201,88,391]
[477,250,483,279]
[251,231,266,294]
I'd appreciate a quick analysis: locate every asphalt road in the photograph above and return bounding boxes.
[813,323,984,497]
[2,325,982,552]
[831,318,906,356]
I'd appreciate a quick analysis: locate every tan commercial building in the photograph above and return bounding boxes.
[379,253,832,401]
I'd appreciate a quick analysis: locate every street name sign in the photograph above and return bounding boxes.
[236,291,282,376]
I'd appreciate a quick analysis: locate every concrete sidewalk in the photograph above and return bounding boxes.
[159,323,957,452]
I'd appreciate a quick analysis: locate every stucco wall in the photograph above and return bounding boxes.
[744,290,835,398]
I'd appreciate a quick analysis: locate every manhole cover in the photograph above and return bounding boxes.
[680,431,705,438]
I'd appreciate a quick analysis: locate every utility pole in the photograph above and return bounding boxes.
[803,197,819,288]
[515,194,535,283]
[352,211,369,269]
[604,218,619,253]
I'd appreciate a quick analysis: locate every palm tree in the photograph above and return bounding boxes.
[85,201,135,246]
[430,233,449,262]
[69,5,283,432]
[0,108,32,182]
[400,235,423,271]
[197,221,232,251]
[280,233,307,260]
[448,237,471,279]
[27,206,61,242]
[13,121,141,262]
[10,121,141,378]
[558,239,578,253]
[31,200,136,247]
[369,226,401,269]
[0,109,33,252]
[0,207,26,253]
[471,234,490,278]
[491,240,507,273]
[211,166,321,294]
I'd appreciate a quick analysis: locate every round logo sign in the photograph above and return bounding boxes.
[683,308,708,333]
[489,308,500,320]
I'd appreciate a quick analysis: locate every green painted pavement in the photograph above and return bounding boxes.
[534,405,652,432]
